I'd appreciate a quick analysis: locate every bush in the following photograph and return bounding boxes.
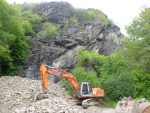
[22,10,42,33]
[63,48,149,102]
[74,50,134,101]
[106,19,113,27]
[100,53,134,101]
[63,19,69,28]
[39,22,59,37]
[74,8,110,25]
[77,50,105,67]
[131,68,150,100]
[72,67,101,87]
[69,16,79,26]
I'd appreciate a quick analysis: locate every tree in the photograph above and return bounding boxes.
[0,0,28,76]
[123,7,150,100]
[123,8,150,72]
[22,10,41,34]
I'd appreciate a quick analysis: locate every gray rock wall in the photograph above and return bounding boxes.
[20,2,124,79]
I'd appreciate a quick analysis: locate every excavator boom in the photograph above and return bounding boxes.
[40,64,79,95]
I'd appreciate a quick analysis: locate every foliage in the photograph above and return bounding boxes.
[74,45,149,101]
[74,50,134,101]
[76,50,105,67]
[100,53,134,101]
[76,8,95,22]
[39,22,59,37]
[74,8,112,25]
[22,10,42,34]
[131,68,150,100]
[0,0,28,76]
[125,8,150,72]
[106,19,113,27]
[72,67,101,87]
[63,66,101,95]
[63,17,79,29]
[69,16,79,26]
[22,20,34,36]
[63,19,69,28]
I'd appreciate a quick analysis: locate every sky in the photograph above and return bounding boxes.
[6,0,150,34]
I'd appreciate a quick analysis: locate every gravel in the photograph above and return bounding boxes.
[0,76,115,113]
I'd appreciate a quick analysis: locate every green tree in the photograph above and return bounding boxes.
[124,7,150,100]
[100,53,134,101]
[22,10,42,34]
[0,0,28,76]
[131,68,150,99]
[73,50,134,101]
[125,8,150,72]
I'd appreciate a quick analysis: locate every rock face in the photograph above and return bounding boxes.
[21,2,124,79]
[33,2,74,24]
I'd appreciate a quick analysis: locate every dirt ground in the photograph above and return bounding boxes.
[0,76,115,113]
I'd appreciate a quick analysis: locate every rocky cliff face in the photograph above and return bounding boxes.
[21,2,124,79]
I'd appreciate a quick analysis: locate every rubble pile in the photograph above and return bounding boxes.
[0,76,81,113]
[0,76,115,113]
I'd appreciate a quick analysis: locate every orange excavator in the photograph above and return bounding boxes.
[40,64,104,107]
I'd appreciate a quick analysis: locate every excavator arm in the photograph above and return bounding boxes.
[40,64,79,96]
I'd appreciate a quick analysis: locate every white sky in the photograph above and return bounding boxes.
[6,0,150,34]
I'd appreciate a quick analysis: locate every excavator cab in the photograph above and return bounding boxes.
[78,82,93,97]
[77,82,104,98]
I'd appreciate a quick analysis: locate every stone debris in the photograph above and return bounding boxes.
[115,97,150,113]
[0,76,115,113]
[0,76,78,113]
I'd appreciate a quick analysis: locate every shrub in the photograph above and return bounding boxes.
[63,19,69,28]
[39,22,59,37]
[76,50,106,67]
[69,16,79,26]
[72,67,101,87]
[74,8,109,25]
[131,68,150,100]
[106,19,113,27]
[100,53,134,101]
[22,10,42,33]
[75,50,134,101]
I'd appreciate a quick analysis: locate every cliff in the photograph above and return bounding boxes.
[21,2,124,79]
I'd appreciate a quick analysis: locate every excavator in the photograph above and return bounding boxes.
[40,63,105,108]
[39,64,150,112]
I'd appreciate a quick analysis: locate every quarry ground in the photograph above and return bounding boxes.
[0,76,115,113]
